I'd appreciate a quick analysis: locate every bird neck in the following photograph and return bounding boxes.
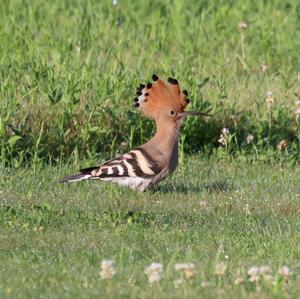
[151,119,180,156]
[140,118,180,173]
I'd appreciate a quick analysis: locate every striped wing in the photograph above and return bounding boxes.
[82,148,162,179]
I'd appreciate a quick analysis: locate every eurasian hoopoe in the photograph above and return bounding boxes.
[60,75,210,191]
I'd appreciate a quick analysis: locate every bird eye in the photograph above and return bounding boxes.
[169,110,176,116]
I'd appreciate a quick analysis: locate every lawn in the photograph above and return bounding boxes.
[0,0,300,298]
[0,157,299,298]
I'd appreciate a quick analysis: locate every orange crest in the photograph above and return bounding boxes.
[134,75,190,120]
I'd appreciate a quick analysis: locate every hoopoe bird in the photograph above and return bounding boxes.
[60,75,210,191]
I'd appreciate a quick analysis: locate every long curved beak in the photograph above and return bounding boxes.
[178,111,212,118]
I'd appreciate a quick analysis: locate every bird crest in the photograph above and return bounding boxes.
[134,75,190,120]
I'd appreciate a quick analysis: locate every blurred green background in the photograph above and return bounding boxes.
[0,0,299,167]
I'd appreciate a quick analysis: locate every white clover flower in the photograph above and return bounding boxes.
[33,226,44,232]
[99,260,116,279]
[200,281,209,288]
[215,262,227,277]
[145,263,163,284]
[218,128,230,146]
[173,278,184,288]
[221,128,229,135]
[265,91,274,106]
[238,22,248,30]
[112,0,118,5]
[294,109,300,114]
[248,266,260,276]
[244,204,251,216]
[175,263,196,279]
[199,200,208,210]
[261,63,269,73]
[276,139,288,151]
[218,136,226,145]
[249,275,260,283]
[234,276,244,285]
[245,134,254,144]
[278,266,292,279]
[248,266,260,283]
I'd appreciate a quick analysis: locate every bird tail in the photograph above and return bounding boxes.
[59,173,91,183]
[59,166,99,183]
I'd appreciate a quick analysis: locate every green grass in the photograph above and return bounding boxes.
[1,157,300,298]
[0,0,300,166]
[1,0,300,298]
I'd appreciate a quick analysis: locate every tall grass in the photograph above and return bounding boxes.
[1,0,300,167]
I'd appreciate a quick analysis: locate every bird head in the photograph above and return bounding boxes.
[134,75,210,127]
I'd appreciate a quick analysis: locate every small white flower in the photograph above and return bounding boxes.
[221,128,229,135]
[248,266,260,283]
[249,275,260,283]
[145,263,163,284]
[112,0,118,5]
[294,109,300,114]
[173,278,184,288]
[238,22,248,30]
[215,262,227,277]
[218,136,226,145]
[175,263,191,271]
[199,200,208,211]
[200,281,209,288]
[295,100,300,105]
[261,63,269,73]
[265,91,274,105]
[244,203,251,215]
[278,266,292,279]
[248,266,260,276]
[33,226,44,232]
[277,139,288,151]
[234,276,244,285]
[120,141,128,147]
[245,134,254,144]
[218,128,230,146]
[175,263,196,279]
[99,260,116,279]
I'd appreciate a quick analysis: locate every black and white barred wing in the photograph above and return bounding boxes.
[59,148,162,186]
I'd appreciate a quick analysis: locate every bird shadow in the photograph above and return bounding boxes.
[151,178,234,194]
